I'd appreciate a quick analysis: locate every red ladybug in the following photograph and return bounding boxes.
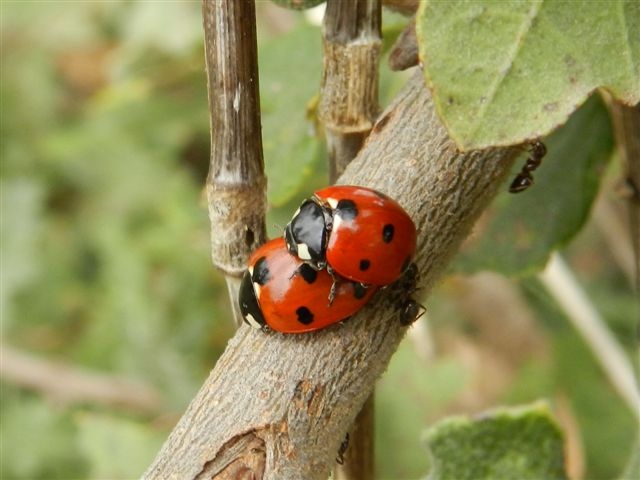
[284,185,417,286]
[239,238,378,333]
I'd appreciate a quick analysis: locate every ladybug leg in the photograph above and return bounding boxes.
[326,265,341,306]
[261,324,272,333]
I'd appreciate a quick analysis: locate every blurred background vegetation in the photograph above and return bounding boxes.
[1,2,636,479]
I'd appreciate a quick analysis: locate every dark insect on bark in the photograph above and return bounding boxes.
[509,140,547,193]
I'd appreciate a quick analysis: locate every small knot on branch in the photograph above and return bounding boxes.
[207,179,267,276]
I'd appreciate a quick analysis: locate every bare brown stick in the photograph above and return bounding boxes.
[203,0,267,326]
[0,342,161,414]
[320,0,381,180]
[143,70,519,480]
[320,2,381,478]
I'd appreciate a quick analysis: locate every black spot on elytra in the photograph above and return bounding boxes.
[382,224,394,243]
[353,283,367,300]
[252,257,271,285]
[359,259,371,271]
[296,306,314,324]
[336,199,358,221]
[298,264,318,284]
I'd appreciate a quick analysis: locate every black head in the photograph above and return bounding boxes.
[239,270,266,329]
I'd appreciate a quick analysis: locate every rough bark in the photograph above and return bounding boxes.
[143,70,518,480]
[203,0,267,326]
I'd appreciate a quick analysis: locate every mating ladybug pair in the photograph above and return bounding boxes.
[238,185,420,334]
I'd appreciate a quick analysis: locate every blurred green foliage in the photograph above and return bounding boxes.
[1,3,225,478]
[1,3,636,480]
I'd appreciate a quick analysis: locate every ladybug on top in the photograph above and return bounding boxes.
[285,185,417,287]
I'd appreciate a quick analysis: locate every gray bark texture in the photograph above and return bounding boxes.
[143,70,519,480]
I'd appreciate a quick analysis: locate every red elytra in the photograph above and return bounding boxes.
[238,238,377,333]
[314,185,417,286]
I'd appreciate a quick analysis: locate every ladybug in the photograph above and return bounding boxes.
[284,185,417,286]
[238,238,378,333]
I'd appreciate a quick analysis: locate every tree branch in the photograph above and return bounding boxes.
[143,70,518,480]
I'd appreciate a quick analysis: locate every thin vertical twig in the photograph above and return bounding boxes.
[320,1,381,478]
[320,0,381,180]
[202,0,267,326]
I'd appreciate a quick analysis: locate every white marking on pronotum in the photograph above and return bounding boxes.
[244,313,262,329]
[297,243,311,260]
[327,197,339,209]
[233,84,241,112]
[332,214,343,231]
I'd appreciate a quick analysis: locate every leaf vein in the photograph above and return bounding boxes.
[471,0,544,140]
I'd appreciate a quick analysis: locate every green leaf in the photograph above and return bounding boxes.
[452,93,613,276]
[417,0,640,150]
[260,23,325,206]
[424,402,567,480]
